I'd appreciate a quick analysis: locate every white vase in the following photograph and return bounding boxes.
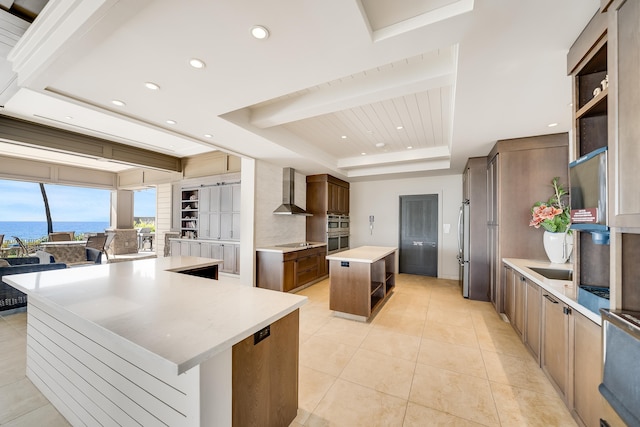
[543,231,573,264]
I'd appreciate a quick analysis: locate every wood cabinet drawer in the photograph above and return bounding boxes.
[297,255,317,270]
[297,267,318,286]
[283,252,298,262]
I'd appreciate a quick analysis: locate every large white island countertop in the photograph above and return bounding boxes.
[326,245,398,263]
[6,256,307,376]
[6,256,308,426]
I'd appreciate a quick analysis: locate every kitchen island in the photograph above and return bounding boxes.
[6,256,307,427]
[326,246,397,321]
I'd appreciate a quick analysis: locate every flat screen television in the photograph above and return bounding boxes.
[569,146,608,231]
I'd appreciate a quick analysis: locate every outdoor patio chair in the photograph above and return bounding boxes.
[103,232,116,260]
[13,236,35,257]
[86,234,108,256]
[48,231,75,241]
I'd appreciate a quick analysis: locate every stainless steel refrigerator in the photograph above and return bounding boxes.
[457,200,470,298]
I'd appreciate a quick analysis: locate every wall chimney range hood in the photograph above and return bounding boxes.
[274,167,311,216]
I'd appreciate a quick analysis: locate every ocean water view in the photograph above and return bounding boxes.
[0,221,110,241]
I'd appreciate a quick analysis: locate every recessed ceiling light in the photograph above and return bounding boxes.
[144,82,160,90]
[375,142,385,148]
[251,25,270,40]
[407,146,413,150]
[361,152,367,155]
[396,125,404,130]
[111,100,125,107]
[65,116,73,120]
[204,134,213,138]
[341,135,347,139]
[548,122,558,127]
[189,58,206,69]
[166,119,177,125]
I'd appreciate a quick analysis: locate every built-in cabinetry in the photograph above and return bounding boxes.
[171,180,241,274]
[232,309,299,427]
[256,246,328,293]
[306,174,350,244]
[502,261,604,427]
[607,0,640,229]
[487,135,569,313]
[198,184,241,240]
[462,157,489,301]
[170,239,239,274]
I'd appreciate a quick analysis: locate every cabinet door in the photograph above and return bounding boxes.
[221,244,236,273]
[232,310,299,427]
[573,311,604,427]
[542,293,569,399]
[220,213,232,240]
[199,242,211,259]
[609,0,640,228]
[170,240,181,257]
[188,242,201,257]
[220,185,233,212]
[232,184,241,212]
[180,241,190,256]
[202,212,220,240]
[504,266,515,322]
[513,275,525,337]
[283,259,296,292]
[524,279,541,363]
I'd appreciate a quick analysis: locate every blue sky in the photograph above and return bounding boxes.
[0,180,156,221]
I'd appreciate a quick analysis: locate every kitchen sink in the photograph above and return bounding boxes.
[528,267,573,281]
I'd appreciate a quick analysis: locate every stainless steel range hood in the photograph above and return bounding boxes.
[273,167,312,216]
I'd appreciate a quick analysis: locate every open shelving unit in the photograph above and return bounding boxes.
[180,189,199,238]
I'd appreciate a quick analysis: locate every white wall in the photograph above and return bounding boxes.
[350,174,463,280]
[254,160,306,247]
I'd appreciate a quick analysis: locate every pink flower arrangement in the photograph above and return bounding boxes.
[529,177,571,233]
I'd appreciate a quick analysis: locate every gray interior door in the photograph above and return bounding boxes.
[399,194,438,276]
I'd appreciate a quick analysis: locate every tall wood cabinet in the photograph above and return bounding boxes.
[487,134,569,313]
[306,174,350,242]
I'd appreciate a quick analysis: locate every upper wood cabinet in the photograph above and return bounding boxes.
[607,0,640,229]
[307,175,349,216]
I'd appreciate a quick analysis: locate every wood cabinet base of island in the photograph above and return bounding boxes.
[25,298,300,427]
[328,248,396,322]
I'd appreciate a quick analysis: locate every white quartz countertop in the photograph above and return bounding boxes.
[503,258,600,325]
[256,242,327,253]
[326,246,397,263]
[6,256,307,375]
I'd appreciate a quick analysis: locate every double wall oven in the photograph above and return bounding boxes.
[327,215,349,254]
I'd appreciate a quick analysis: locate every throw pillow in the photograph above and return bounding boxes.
[0,259,10,267]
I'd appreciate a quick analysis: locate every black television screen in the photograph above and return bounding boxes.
[569,147,607,229]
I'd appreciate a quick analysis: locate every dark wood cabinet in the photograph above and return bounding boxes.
[524,278,541,364]
[306,174,350,244]
[608,0,640,229]
[256,246,328,292]
[573,310,605,427]
[542,292,570,401]
[488,134,569,314]
[232,309,299,427]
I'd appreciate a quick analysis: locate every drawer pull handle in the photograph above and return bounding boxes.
[543,294,558,304]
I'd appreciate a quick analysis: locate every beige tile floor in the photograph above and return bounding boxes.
[0,274,577,426]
